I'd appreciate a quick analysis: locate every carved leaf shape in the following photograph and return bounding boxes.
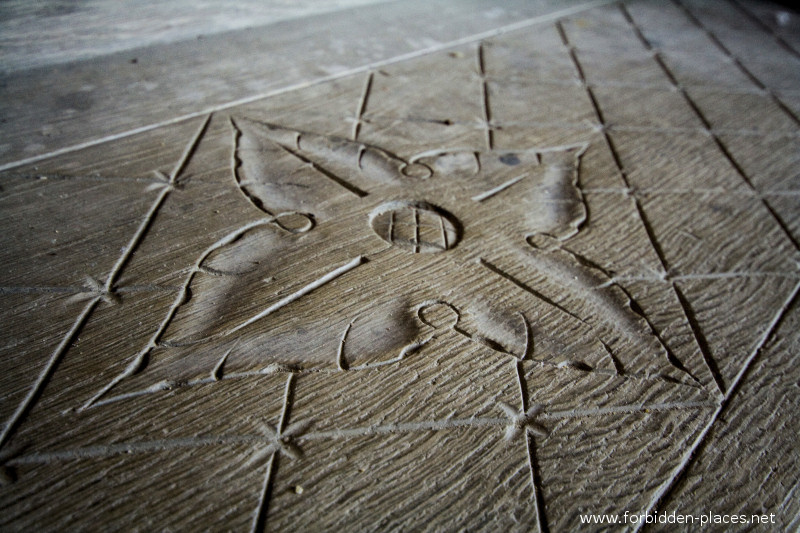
[515,244,693,383]
[127,220,422,386]
[413,144,588,240]
[231,118,430,219]
[232,117,350,217]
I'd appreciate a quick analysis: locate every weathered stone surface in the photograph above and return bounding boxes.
[0,0,798,531]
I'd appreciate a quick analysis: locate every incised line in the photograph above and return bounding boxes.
[633,279,800,533]
[727,0,800,60]
[251,373,295,533]
[227,255,366,336]
[557,19,724,395]
[477,42,494,150]
[352,71,374,142]
[7,400,715,466]
[471,174,527,202]
[0,297,101,451]
[0,0,618,174]
[105,114,211,294]
[478,257,587,323]
[513,359,550,533]
[80,216,312,410]
[337,320,355,370]
[274,140,368,198]
[212,337,242,381]
[619,2,800,253]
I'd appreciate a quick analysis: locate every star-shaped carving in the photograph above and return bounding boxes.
[89,116,713,404]
[497,402,548,441]
[246,419,312,467]
[67,275,121,305]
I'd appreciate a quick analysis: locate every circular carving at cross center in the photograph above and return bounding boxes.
[369,200,460,253]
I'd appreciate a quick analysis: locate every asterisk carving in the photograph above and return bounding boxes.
[497,402,548,441]
[246,419,312,467]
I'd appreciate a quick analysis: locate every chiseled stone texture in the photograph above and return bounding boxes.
[1,0,798,531]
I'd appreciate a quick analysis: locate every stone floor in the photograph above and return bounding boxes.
[1,0,799,531]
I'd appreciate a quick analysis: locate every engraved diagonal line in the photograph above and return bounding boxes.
[556,19,725,396]
[618,2,800,252]
[274,141,368,198]
[227,256,366,336]
[671,285,724,393]
[515,361,529,412]
[471,174,527,202]
[413,208,420,254]
[251,455,276,533]
[104,114,211,293]
[527,434,549,533]
[673,0,800,126]
[633,279,800,533]
[478,258,587,323]
[0,115,213,445]
[0,297,101,450]
[212,337,241,381]
[336,321,354,371]
[0,0,617,174]
[352,71,374,142]
[277,374,294,435]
